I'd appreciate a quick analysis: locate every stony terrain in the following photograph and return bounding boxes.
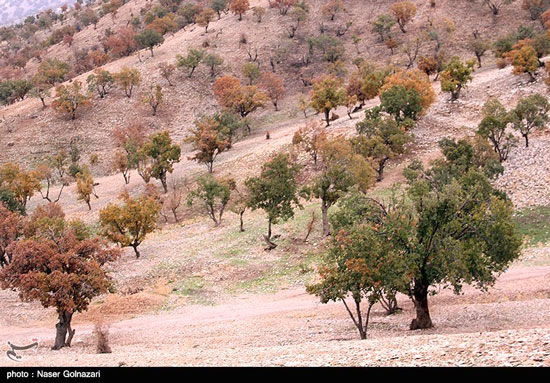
[0,0,550,367]
[1,59,550,366]
[1,263,549,366]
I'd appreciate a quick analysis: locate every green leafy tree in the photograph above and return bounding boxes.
[29,75,51,108]
[0,188,24,215]
[139,131,181,192]
[399,138,522,329]
[372,14,395,42]
[36,58,70,87]
[307,192,409,339]
[510,93,549,147]
[304,138,375,236]
[379,85,423,122]
[245,153,301,249]
[352,108,410,181]
[476,98,517,162]
[242,62,261,85]
[212,0,228,19]
[187,175,234,226]
[176,48,205,77]
[440,57,475,101]
[135,28,164,56]
[204,52,224,78]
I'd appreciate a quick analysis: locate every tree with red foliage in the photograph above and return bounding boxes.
[260,72,285,111]
[0,226,120,350]
[0,204,22,268]
[104,27,137,57]
[230,0,250,20]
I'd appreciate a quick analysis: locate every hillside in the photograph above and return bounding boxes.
[0,0,550,368]
[0,0,75,26]
[0,0,543,173]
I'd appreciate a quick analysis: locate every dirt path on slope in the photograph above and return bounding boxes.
[1,264,549,366]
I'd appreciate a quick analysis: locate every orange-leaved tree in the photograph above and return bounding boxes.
[309,75,346,126]
[390,1,417,33]
[51,80,91,120]
[230,0,250,20]
[185,116,231,173]
[379,69,435,114]
[213,75,267,119]
[99,192,161,258]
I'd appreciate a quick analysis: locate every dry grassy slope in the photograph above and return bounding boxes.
[0,0,541,173]
[0,0,76,26]
[0,5,550,361]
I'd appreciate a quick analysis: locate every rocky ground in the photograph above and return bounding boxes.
[1,2,550,366]
[1,262,549,367]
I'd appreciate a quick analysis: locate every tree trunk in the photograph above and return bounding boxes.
[523,133,529,148]
[239,211,245,232]
[321,200,330,237]
[161,174,168,193]
[377,157,388,182]
[451,88,461,101]
[410,283,433,330]
[476,54,482,68]
[52,311,74,350]
[132,244,140,258]
[264,218,277,250]
[380,293,401,315]
[324,110,330,126]
[399,22,406,33]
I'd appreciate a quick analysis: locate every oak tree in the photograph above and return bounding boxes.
[99,192,161,258]
[246,153,301,249]
[0,219,120,349]
[309,75,346,126]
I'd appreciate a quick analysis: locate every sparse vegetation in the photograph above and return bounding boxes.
[0,0,547,366]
